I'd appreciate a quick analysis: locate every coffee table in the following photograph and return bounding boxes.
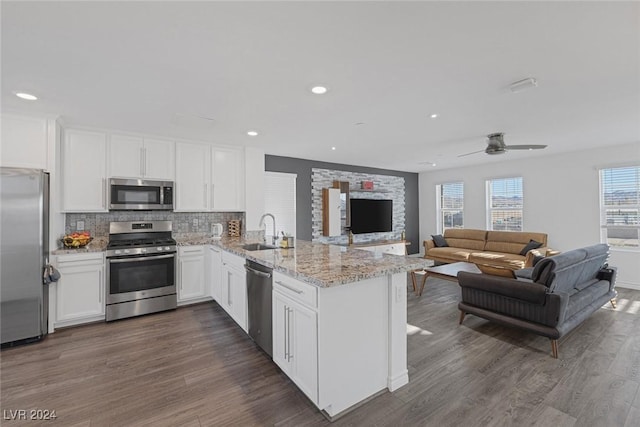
[411,262,481,297]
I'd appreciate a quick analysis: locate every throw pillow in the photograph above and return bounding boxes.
[519,239,543,256]
[431,234,448,247]
[532,254,545,266]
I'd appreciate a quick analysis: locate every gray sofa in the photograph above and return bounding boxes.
[457,244,617,358]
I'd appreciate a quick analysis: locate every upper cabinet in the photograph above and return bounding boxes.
[62,129,108,212]
[109,134,174,181]
[0,114,50,170]
[175,142,244,212]
[211,147,244,211]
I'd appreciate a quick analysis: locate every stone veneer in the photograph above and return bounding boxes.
[65,211,245,238]
[311,168,405,245]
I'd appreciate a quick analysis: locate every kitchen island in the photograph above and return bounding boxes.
[177,235,431,419]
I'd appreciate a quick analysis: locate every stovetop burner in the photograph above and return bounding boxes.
[107,237,177,249]
[106,220,177,257]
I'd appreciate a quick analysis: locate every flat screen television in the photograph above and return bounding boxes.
[350,198,393,234]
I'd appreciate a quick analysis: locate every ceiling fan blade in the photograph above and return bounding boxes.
[505,144,547,150]
[457,149,485,158]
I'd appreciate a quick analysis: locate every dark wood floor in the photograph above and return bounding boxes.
[2,277,639,426]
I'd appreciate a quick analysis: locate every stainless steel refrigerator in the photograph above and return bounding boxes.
[1,167,50,346]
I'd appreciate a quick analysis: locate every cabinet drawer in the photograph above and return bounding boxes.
[55,252,104,266]
[222,250,245,269]
[178,246,205,256]
[273,271,317,309]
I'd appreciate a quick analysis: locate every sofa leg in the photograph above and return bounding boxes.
[459,310,466,325]
[610,298,617,309]
[550,339,558,359]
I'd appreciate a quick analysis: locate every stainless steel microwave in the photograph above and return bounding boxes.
[109,178,173,211]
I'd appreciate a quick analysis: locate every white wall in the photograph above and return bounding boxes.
[419,142,640,288]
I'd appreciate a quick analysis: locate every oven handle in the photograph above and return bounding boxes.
[107,254,176,264]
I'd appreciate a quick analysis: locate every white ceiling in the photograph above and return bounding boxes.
[2,1,639,173]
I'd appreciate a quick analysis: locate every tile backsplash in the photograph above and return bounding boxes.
[65,211,245,237]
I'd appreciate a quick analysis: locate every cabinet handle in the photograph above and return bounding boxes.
[284,305,289,360]
[287,307,293,362]
[275,281,303,294]
[102,178,107,209]
[204,184,208,208]
[140,148,144,176]
[227,272,232,306]
[98,268,103,304]
[143,148,147,176]
[181,249,202,254]
[211,183,215,207]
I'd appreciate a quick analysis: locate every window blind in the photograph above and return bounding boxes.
[437,182,464,232]
[600,166,640,248]
[487,177,523,231]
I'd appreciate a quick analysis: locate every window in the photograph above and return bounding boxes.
[436,182,464,233]
[264,172,297,240]
[487,177,523,231]
[599,166,640,249]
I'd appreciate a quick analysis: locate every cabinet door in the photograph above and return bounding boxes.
[272,292,291,374]
[0,114,48,169]
[272,292,318,403]
[230,264,247,331]
[211,148,244,210]
[62,129,108,212]
[175,142,210,211]
[207,246,222,302]
[109,134,143,178]
[220,265,233,314]
[144,138,175,180]
[178,252,206,302]
[56,263,105,323]
[290,299,318,403]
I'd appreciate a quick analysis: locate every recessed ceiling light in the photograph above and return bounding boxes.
[419,161,437,167]
[15,92,38,101]
[331,146,336,151]
[247,131,258,136]
[430,114,438,119]
[311,86,328,95]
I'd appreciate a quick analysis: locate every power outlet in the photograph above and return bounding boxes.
[192,218,198,228]
[77,220,85,231]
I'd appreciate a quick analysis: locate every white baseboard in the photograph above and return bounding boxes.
[387,370,409,391]
[617,281,640,291]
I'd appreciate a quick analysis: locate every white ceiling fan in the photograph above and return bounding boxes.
[458,133,547,157]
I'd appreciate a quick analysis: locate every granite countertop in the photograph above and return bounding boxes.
[175,234,431,287]
[52,237,109,255]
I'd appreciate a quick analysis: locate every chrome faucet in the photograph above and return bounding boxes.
[259,213,277,245]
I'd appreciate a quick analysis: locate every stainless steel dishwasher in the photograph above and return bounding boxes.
[245,260,273,357]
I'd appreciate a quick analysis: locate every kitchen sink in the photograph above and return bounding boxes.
[242,243,278,251]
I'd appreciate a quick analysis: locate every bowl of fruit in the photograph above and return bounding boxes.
[62,232,93,248]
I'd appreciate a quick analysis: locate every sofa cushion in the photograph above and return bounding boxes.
[485,231,548,255]
[443,228,486,251]
[431,234,448,247]
[427,247,473,262]
[519,239,544,256]
[477,264,516,278]
[468,251,527,270]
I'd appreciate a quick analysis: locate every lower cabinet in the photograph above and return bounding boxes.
[273,290,318,404]
[220,251,247,331]
[54,253,105,327]
[207,246,222,302]
[178,246,208,304]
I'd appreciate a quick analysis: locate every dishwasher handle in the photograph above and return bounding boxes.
[245,264,272,278]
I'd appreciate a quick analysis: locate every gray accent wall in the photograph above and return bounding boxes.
[265,155,420,254]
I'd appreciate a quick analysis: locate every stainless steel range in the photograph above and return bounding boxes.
[105,221,177,321]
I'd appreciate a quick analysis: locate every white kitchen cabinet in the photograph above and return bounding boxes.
[211,147,244,211]
[109,134,174,181]
[62,129,108,212]
[207,245,222,302]
[0,114,49,169]
[273,290,318,404]
[175,142,244,212]
[178,246,207,304]
[175,142,210,211]
[53,253,105,327]
[220,251,247,331]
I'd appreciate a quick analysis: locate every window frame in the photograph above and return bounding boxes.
[486,176,524,232]
[435,182,464,234]
[599,165,640,251]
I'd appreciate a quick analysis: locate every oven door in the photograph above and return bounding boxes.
[106,253,176,304]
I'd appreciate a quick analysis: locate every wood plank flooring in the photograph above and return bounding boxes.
[2,277,639,426]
